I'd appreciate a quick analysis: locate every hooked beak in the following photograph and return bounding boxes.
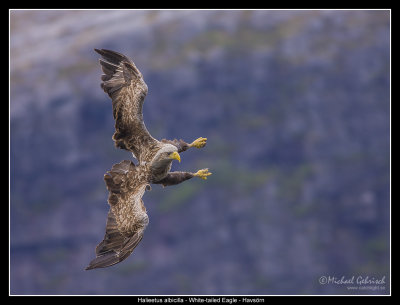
[168,151,181,163]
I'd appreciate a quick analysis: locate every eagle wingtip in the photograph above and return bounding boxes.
[84,262,96,271]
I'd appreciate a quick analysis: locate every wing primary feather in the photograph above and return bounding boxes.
[85,233,144,270]
[99,59,119,74]
[85,252,121,270]
[94,48,131,66]
[101,74,112,81]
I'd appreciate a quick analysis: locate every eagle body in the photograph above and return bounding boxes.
[86,49,211,270]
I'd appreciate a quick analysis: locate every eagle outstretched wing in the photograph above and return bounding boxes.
[85,160,149,270]
[94,48,160,163]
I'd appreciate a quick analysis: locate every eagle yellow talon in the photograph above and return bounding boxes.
[194,168,212,180]
[190,137,207,149]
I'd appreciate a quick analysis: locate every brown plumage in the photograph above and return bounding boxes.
[85,49,211,270]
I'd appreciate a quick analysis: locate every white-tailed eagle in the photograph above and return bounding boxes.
[85,49,211,270]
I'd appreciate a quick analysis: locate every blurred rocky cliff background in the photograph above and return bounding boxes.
[10,10,390,294]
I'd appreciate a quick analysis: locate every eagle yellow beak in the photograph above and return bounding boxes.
[168,151,181,163]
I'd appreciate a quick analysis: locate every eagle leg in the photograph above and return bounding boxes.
[161,137,207,152]
[154,171,194,187]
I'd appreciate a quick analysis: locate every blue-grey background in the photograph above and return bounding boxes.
[10,10,390,295]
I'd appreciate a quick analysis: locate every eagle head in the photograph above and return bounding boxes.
[162,144,181,163]
[151,144,181,168]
